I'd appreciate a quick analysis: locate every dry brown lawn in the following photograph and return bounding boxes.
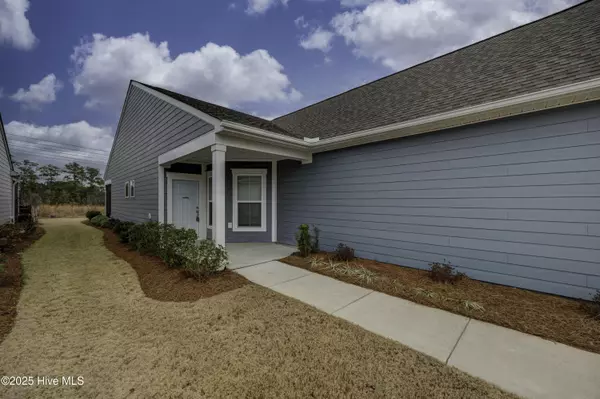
[0,219,516,399]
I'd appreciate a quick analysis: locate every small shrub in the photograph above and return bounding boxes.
[182,240,228,279]
[90,214,109,227]
[159,224,198,268]
[582,291,600,319]
[334,243,355,261]
[86,210,102,220]
[311,225,320,253]
[295,224,312,257]
[114,221,135,243]
[429,260,465,284]
[129,222,162,255]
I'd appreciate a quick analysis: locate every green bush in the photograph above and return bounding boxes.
[181,240,228,279]
[90,214,109,227]
[295,224,312,257]
[159,224,198,268]
[86,210,102,220]
[128,222,160,255]
[114,221,135,243]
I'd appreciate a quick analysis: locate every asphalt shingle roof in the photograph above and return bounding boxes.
[137,82,300,138]
[274,0,600,140]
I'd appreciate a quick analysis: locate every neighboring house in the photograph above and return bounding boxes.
[105,1,600,299]
[0,114,19,224]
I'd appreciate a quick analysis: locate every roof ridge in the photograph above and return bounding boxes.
[273,0,592,122]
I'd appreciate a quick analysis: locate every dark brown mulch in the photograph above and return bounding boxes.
[0,226,46,344]
[96,225,251,302]
[281,253,600,354]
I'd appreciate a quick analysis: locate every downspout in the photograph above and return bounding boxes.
[12,180,19,223]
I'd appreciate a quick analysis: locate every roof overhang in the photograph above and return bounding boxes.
[218,76,600,154]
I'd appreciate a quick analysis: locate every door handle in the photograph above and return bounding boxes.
[196,206,200,222]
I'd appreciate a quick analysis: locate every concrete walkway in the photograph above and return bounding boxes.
[235,261,600,399]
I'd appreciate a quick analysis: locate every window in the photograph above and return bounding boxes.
[207,172,213,229]
[130,180,135,198]
[232,169,267,232]
[125,181,130,198]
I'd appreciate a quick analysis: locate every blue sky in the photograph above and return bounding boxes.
[0,0,580,171]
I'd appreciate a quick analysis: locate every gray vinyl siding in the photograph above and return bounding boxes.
[278,101,600,299]
[0,128,12,224]
[105,85,214,223]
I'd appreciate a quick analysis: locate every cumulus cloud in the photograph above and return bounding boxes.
[246,0,289,14]
[70,33,301,109]
[5,121,112,169]
[10,74,63,109]
[0,0,36,50]
[300,27,335,52]
[331,0,579,70]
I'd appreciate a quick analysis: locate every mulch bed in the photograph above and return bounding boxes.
[0,227,45,344]
[95,224,250,302]
[281,252,600,354]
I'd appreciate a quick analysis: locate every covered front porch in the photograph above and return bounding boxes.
[156,123,311,250]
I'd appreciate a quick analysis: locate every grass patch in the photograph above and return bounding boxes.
[0,218,516,398]
[0,226,45,344]
[282,253,600,354]
[40,204,104,218]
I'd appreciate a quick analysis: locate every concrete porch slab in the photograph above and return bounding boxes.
[447,319,600,399]
[235,261,311,287]
[270,273,373,314]
[334,291,469,362]
[227,243,294,269]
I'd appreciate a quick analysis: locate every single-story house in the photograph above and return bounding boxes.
[105,1,600,299]
[0,114,19,224]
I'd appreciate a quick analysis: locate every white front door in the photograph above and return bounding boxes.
[172,179,199,233]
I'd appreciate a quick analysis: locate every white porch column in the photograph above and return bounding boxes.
[211,144,227,247]
[271,160,277,243]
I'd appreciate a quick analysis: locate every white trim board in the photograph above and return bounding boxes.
[166,172,206,239]
[231,168,268,233]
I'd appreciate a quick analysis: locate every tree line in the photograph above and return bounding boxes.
[14,160,105,205]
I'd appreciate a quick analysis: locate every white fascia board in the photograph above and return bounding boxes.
[220,120,308,149]
[216,132,311,162]
[132,82,223,128]
[158,129,219,165]
[104,179,112,185]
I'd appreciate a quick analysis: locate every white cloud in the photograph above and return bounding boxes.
[331,0,579,70]
[5,121,112,168]
[0,0,36,50]
[300,27,335,52]
[246,0,289,14]
[10,74,63,109]
[294,15,309,28]
[71,33,301,109]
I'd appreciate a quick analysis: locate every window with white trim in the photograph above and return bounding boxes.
[125,181,130,198]
[207,172,213,229]
[130,180,135,198]
[232,169,267,232]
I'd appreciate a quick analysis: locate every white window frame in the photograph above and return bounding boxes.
[232,168,267,232]
[206,171,213,229]
[129,179,135,198]
[124,181,130,198]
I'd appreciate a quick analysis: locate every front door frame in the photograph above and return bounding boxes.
[166,172,206,239]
